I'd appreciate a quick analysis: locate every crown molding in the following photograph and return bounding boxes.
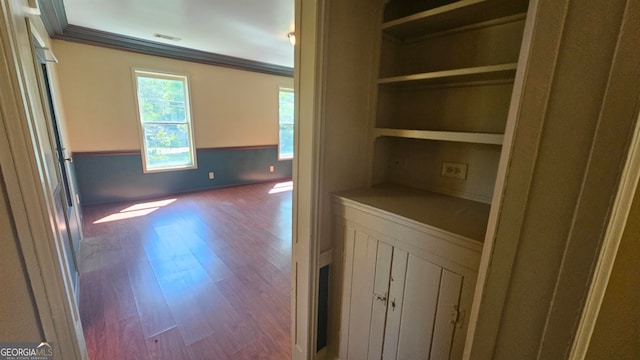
[38,0,67,35]
[38,2,293,77]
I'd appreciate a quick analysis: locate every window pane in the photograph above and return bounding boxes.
[144,124,192,168]
[279,89,294,158]
[279,90,294,125]
[138,77,186,123]
[279,124,294,158]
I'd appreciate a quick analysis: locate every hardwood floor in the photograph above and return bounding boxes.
[79,181,292,359]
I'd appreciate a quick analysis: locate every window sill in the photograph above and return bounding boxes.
[143,164,197,174]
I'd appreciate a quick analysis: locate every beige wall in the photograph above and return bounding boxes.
[51,40,293,152]
[0,174,41,341]
[586,182,640,359]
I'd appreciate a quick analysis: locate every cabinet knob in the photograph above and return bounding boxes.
[450,304,465,327]
[374,293,387,304]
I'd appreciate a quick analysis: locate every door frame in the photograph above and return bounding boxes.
[292,0,326,357]
[0,0,86,358]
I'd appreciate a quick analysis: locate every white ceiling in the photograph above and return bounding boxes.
[62,0,295,68]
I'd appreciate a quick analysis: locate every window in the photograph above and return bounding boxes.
[278,87,294,160]
[133,70,196,172]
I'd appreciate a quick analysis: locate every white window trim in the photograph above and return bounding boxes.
[132,69,197,173]
[278,86,294,161]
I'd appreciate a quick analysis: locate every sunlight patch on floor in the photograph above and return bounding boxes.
[121,198,177,212]
[94,198,177,224]
[269,181,293,194]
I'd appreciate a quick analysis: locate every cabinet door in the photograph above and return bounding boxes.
[341,227,393,360]
[430,269,463,359]
[395,254,443,359]
[390,254,463,360]
[382,249,409,360]
[341,225,465,360]
[368,242,393,360]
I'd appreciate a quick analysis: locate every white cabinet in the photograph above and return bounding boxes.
[335,189,482,360]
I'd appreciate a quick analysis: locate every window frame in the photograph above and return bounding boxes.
[278,86,295,160]
[132,69,197,173]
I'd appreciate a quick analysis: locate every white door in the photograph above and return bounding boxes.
[36,59,81,294]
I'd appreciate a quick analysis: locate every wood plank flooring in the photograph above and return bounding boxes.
[79,181,292,359]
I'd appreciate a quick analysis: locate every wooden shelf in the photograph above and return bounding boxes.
[382,0,529,40]
[373,128,504,145]
[334,185,491,242]
[378,63,517,87]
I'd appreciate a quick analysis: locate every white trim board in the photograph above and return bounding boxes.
[569,100,640,358]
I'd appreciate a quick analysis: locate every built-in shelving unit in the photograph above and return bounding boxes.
[382,0,529,38]
[378,63,517,87]
[335,1,531,358]
[364,0,529,239]
[373,128,504,145]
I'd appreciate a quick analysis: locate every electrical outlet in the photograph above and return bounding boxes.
[269,165,275,173]
[208,171,215,180]
[442,162,467,180]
